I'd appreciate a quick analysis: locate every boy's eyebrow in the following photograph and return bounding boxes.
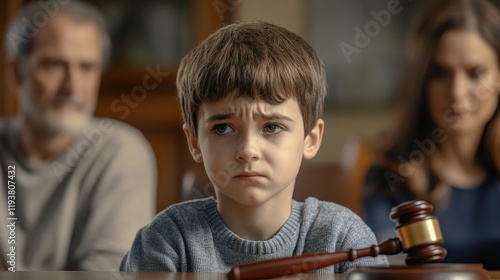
[206,113,234,122]
[259,113,295,122]
[206,112,295,122]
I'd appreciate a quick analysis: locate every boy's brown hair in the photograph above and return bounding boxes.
[176,21,327,137]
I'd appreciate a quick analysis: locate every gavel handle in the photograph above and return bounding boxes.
[227,238,402,280]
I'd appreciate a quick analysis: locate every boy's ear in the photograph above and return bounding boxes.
[303,119,324,160]
[182,124,203,163]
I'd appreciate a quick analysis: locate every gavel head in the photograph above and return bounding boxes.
[390,200,447,264]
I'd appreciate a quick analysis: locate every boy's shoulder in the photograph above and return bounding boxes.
[301,197,359,218]
[300,197,370,235]
[150,197,216,229]
[300,197,381,251]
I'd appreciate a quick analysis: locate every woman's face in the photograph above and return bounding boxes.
[427,30,500,137]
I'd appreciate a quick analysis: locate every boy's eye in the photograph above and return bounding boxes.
[263,124,284,134]
[213,124,233,135]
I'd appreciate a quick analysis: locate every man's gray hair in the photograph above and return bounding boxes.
[5,0,111,67]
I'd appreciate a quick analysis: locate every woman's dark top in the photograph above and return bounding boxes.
[363,166,500,270]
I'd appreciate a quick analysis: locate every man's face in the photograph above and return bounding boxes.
[18,14,103,135]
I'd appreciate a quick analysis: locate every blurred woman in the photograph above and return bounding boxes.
[363,0,500,269]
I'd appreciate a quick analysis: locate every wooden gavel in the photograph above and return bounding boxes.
[227,200,447,280]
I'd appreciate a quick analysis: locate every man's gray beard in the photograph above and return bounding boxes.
[34,111,92,135]
[22,94,95,136]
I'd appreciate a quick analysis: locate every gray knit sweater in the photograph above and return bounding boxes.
[0,118,156,271]
[120,197,388,273]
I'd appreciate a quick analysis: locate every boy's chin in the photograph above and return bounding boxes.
[223,190,288,207]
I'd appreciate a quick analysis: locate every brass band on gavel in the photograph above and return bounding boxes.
[395,218,444,250]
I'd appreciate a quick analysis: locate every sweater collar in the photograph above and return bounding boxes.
[205,197,302,255]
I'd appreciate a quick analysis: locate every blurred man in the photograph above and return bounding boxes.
[0,1,156,271]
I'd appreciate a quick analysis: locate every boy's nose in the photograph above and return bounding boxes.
[235,139,261,162]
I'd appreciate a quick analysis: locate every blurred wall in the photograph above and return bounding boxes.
[234,0,307,38]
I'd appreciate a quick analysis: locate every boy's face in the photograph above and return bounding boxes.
[183,96,323,207]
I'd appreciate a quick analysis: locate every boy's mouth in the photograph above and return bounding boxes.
[235,172,262,178]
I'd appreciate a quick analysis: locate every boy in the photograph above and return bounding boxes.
[120,21,388,274]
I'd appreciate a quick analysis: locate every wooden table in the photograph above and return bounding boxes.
[0,271,498,280]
